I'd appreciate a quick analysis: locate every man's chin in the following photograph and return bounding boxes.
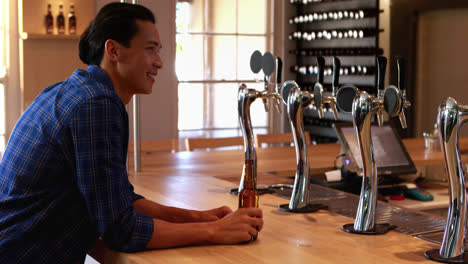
[141,89,153,95]
[135,86,153,95]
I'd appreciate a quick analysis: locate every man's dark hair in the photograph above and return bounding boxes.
[79,3,156,65]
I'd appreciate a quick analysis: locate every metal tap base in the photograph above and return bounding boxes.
[425,249,468,263]
[341,223,396,235]
[278,203,327,213]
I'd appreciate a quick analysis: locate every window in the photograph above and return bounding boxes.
[0,0,9,154]
[176,0,272,143]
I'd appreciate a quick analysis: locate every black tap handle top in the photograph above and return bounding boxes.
[262,52,275,77]
[397,56,406,92]
[317,56,325,85]
[376,56,387,91]
[276,57,283,84]
[332,57,341,92]
[250,50,263,74]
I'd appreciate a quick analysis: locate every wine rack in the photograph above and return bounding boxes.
[289,0,382,144]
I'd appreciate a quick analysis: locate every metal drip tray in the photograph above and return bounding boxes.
[416,231,468,246]
[273,184,447,237]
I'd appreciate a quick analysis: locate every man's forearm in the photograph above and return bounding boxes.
[146,219,213,249]
[132,198,199,223]
[145,208,264,249]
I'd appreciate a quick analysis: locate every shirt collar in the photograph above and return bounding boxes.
[85,65,127,108]
[87,65,113,88]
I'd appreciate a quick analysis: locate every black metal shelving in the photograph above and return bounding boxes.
[289,0,382,144]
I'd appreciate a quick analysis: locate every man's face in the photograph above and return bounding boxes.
[117,20,163,95]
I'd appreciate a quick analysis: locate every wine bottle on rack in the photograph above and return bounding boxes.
[68,3,77,35]
[289,8,383,24]
[291,9,382,24]
[293,64,374,76]
[44,3,54,34]
[290,47,383,56]
[290,28,382,41]
[57,4,65,34]
[290,0,356,5]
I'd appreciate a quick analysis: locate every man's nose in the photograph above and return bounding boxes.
[155,55,163,69]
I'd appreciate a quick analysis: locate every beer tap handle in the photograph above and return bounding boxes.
[327,56,340,120]
[274,57,283,113]
[332,57,341,97]
[397,56,406,93]
[397,56,408,129]
[330,101,339,120]
[276,57,283,86]
[317,56,325,86]
[313,56,325,118]
[262,76,269,112]
[377,111,384,126]
[262,52,275,113]
[399,107,407,129]
[376,56,387,126]
[376,56,387,98]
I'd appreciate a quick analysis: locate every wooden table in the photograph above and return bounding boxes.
[90,137,468,263]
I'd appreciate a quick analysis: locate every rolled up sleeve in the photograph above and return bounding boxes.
[71,96,154,252]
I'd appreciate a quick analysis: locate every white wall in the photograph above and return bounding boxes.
[96,0,178,141]
[415,9,468,137]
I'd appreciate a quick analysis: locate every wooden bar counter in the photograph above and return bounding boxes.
[90,137,468,263]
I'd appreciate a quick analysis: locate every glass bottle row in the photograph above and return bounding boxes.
[45,3,76,35]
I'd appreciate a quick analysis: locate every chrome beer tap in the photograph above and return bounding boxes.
[425,97,468,263]
[278,56,339,213]
[341,56,409,235]
[238,51,283,195]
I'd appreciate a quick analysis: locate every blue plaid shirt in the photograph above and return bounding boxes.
[0,65,154,263]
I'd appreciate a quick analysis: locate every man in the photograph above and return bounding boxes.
[0,3,263,263]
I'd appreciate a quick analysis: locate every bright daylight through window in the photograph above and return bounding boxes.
[175,0,271,144]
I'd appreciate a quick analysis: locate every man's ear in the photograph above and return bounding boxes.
[103,39,121,63]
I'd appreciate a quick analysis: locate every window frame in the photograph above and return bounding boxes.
[176,0,273,136]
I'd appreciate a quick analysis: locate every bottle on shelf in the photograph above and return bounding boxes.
[289,47,383,56]
[57,4,65,34]
[44,3,54,34]
[68,3,77,35]
[289,28,382,41]
[290,8,382,24]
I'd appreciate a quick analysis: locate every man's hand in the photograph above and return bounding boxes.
[194,206,233,222]
[208,208,263,244]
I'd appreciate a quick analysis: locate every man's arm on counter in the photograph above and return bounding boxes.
[132,198,263,248]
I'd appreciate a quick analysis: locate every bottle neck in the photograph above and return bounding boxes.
[242,159,256,189]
